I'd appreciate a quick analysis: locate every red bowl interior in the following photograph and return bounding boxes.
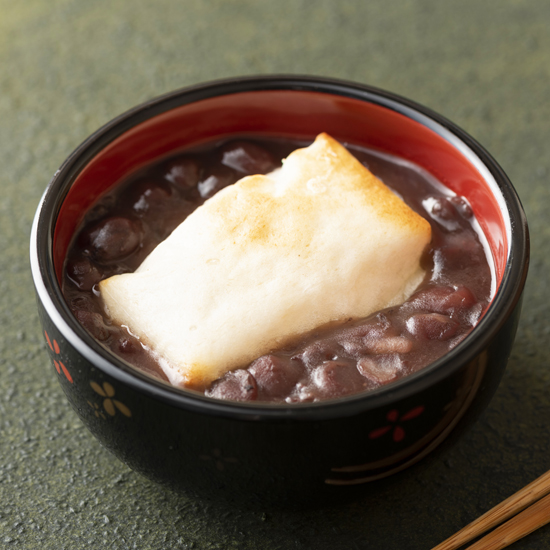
[54,90,507,287]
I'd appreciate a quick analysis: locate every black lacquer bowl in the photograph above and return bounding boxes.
[30,76,529,507]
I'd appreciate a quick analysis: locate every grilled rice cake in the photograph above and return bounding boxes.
[99,133,432,388]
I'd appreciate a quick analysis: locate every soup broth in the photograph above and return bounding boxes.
[63,136,493,403]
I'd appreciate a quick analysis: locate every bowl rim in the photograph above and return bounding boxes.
[30,74,529,421]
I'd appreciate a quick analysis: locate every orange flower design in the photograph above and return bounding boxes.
[44,330,73,383]
[88,381,131,418]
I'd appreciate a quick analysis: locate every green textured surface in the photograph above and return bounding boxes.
[1,0,550,548]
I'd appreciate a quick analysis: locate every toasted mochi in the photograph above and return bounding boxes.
[99,133,432,389]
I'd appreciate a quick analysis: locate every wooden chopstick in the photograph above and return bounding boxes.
[463,492,550,550]
[432,469,550,550]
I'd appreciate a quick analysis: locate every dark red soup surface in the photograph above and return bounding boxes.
[63,136,494,403]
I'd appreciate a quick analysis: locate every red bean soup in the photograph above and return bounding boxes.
[62,135,494,403]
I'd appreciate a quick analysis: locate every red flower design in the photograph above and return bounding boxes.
[368,406,424,442]
[44,331,73,383]
[199,448,238,471]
